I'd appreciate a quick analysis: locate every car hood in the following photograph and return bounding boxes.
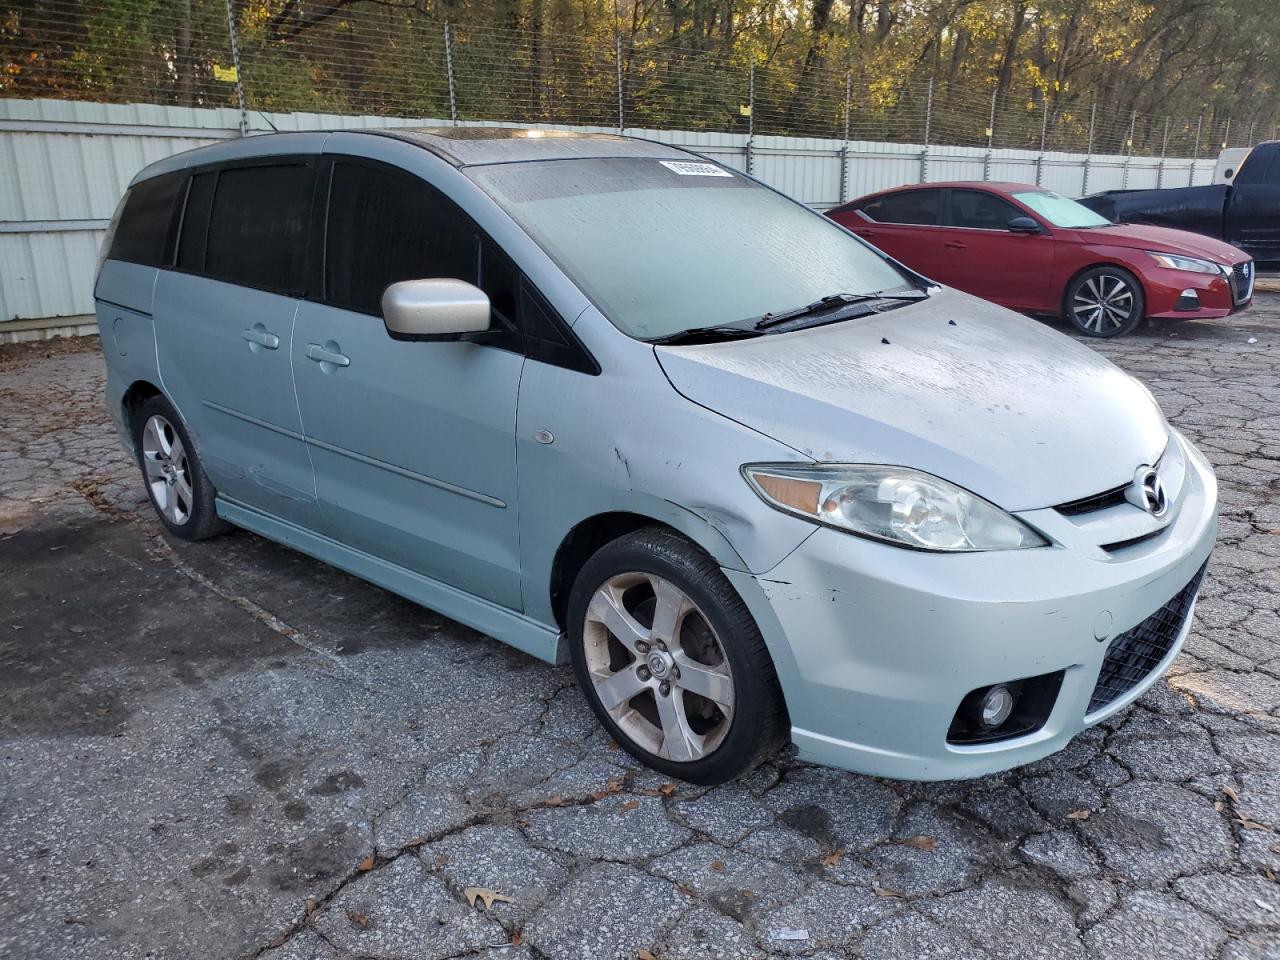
[1068,223,1249,264]
[655,288,1168,512]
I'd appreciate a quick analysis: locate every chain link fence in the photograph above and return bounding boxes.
[2,0,1272,158]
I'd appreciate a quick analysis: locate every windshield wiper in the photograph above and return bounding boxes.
[648,325,764,346]
[755,289,929,330]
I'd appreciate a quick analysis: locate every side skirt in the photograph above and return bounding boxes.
[215,497,565,665]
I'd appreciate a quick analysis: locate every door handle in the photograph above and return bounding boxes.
[944,240,967,250]
[306,343,351,368]
[241,326,279,350]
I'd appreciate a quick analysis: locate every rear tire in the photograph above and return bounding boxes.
[567,526,786,785]
[1065,266,1145,338]
[133,396,229,541]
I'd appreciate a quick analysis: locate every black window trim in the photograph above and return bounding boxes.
[169,154,318,298]
[312,152,599,376]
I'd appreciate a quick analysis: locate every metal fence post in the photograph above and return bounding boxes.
[1246,119,1255,146]
[919,78,933,184]
[1156,116,1169,188]
[983,86,996,180]
[839,71,852,202]
[1081,103,1096,196]
[444,21,458,124]
[1223,117,1231,149]
[746,63,755,176]
[1035,97,1048,185]
[1189,114,1202,186]
[615,34,625,134]
[1121,109,1135,188]
[223,0,248,135]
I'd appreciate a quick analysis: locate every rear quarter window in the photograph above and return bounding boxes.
[108,171,186,267]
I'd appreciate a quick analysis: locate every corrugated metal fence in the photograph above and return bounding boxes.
[0,97,1217,341]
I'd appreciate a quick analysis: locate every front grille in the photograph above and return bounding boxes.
[1087,563,1207,714]
[1056,484,1129,517]
[1230,260,1255,305]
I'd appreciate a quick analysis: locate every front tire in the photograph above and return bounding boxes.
[567,527,786,785]
[1065,266,1145,338]
[133,396,228,541]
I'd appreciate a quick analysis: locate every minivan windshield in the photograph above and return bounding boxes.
[1012,190,1112,228]
[470,158,912,340]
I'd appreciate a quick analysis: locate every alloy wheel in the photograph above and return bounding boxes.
[1072,273,1135,334]
[583,572,734,762]
[141,414,193,526]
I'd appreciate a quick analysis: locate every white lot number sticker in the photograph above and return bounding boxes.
[659,160,733,178]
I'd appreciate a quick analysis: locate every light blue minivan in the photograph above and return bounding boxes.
[96,128,1216,784]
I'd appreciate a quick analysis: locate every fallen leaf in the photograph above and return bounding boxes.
[637,950,658,960]
[873,884,905,898]
[511,931,524,946]
[1237,818,1271,832]
[347,910,369,928]
[676,882,695,896]
[620,799,640,811]
[606,778,623,792]
[1266,868,1277,882]
[304,896,316,917]
[1065,809,1092,821]
[464,886,515,911]
[1215,800,1226,812]
[403,836,427,849]
[606,739,619,750]
[891,835,937,851]
[357,852,375,871]
[1223,785,1241,804]
[545,796,565,807]
[434,854,450,869]
[822,847,846,867]
[710,859,726,872]
[659,783,676,796]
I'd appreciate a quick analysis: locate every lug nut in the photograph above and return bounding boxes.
[635,640,649,654]
[659,681,671,696]
[637,665,651,681]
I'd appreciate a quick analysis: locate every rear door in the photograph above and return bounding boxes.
[836,189,948,280]
[940,188,1056,310]
[1226,145,1280,260]
[290,158,525,609]
[153,159,321,528]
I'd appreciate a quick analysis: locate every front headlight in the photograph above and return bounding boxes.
[1147,251,1223,275]
[742,464,1048,552]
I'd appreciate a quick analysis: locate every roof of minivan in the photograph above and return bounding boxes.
[373,126,693,166]
[128,127,699,186]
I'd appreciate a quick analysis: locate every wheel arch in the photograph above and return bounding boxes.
[547,505,748,632]
[120,379,165,452]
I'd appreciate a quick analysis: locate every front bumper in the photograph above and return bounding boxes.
[1145,261,1253,319]
[727,431,1217,781]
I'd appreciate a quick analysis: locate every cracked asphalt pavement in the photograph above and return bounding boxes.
[2,299,1279,960]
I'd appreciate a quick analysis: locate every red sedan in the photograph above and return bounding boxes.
[826,182,1254,337]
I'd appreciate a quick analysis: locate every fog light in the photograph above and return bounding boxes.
[1175,289,1200,311]
[979,684,1015,728]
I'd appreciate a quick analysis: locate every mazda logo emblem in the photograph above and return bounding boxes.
[1125,465,1168,517]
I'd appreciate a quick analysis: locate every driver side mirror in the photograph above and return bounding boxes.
[381,278,491,341]
[1007,216,1041,234]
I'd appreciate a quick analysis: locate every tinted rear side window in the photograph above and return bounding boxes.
[176,171,216,273]
[324,162,477,315]
[860,190,942,226]
[205,164,310,293]
[108,172,186,267]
